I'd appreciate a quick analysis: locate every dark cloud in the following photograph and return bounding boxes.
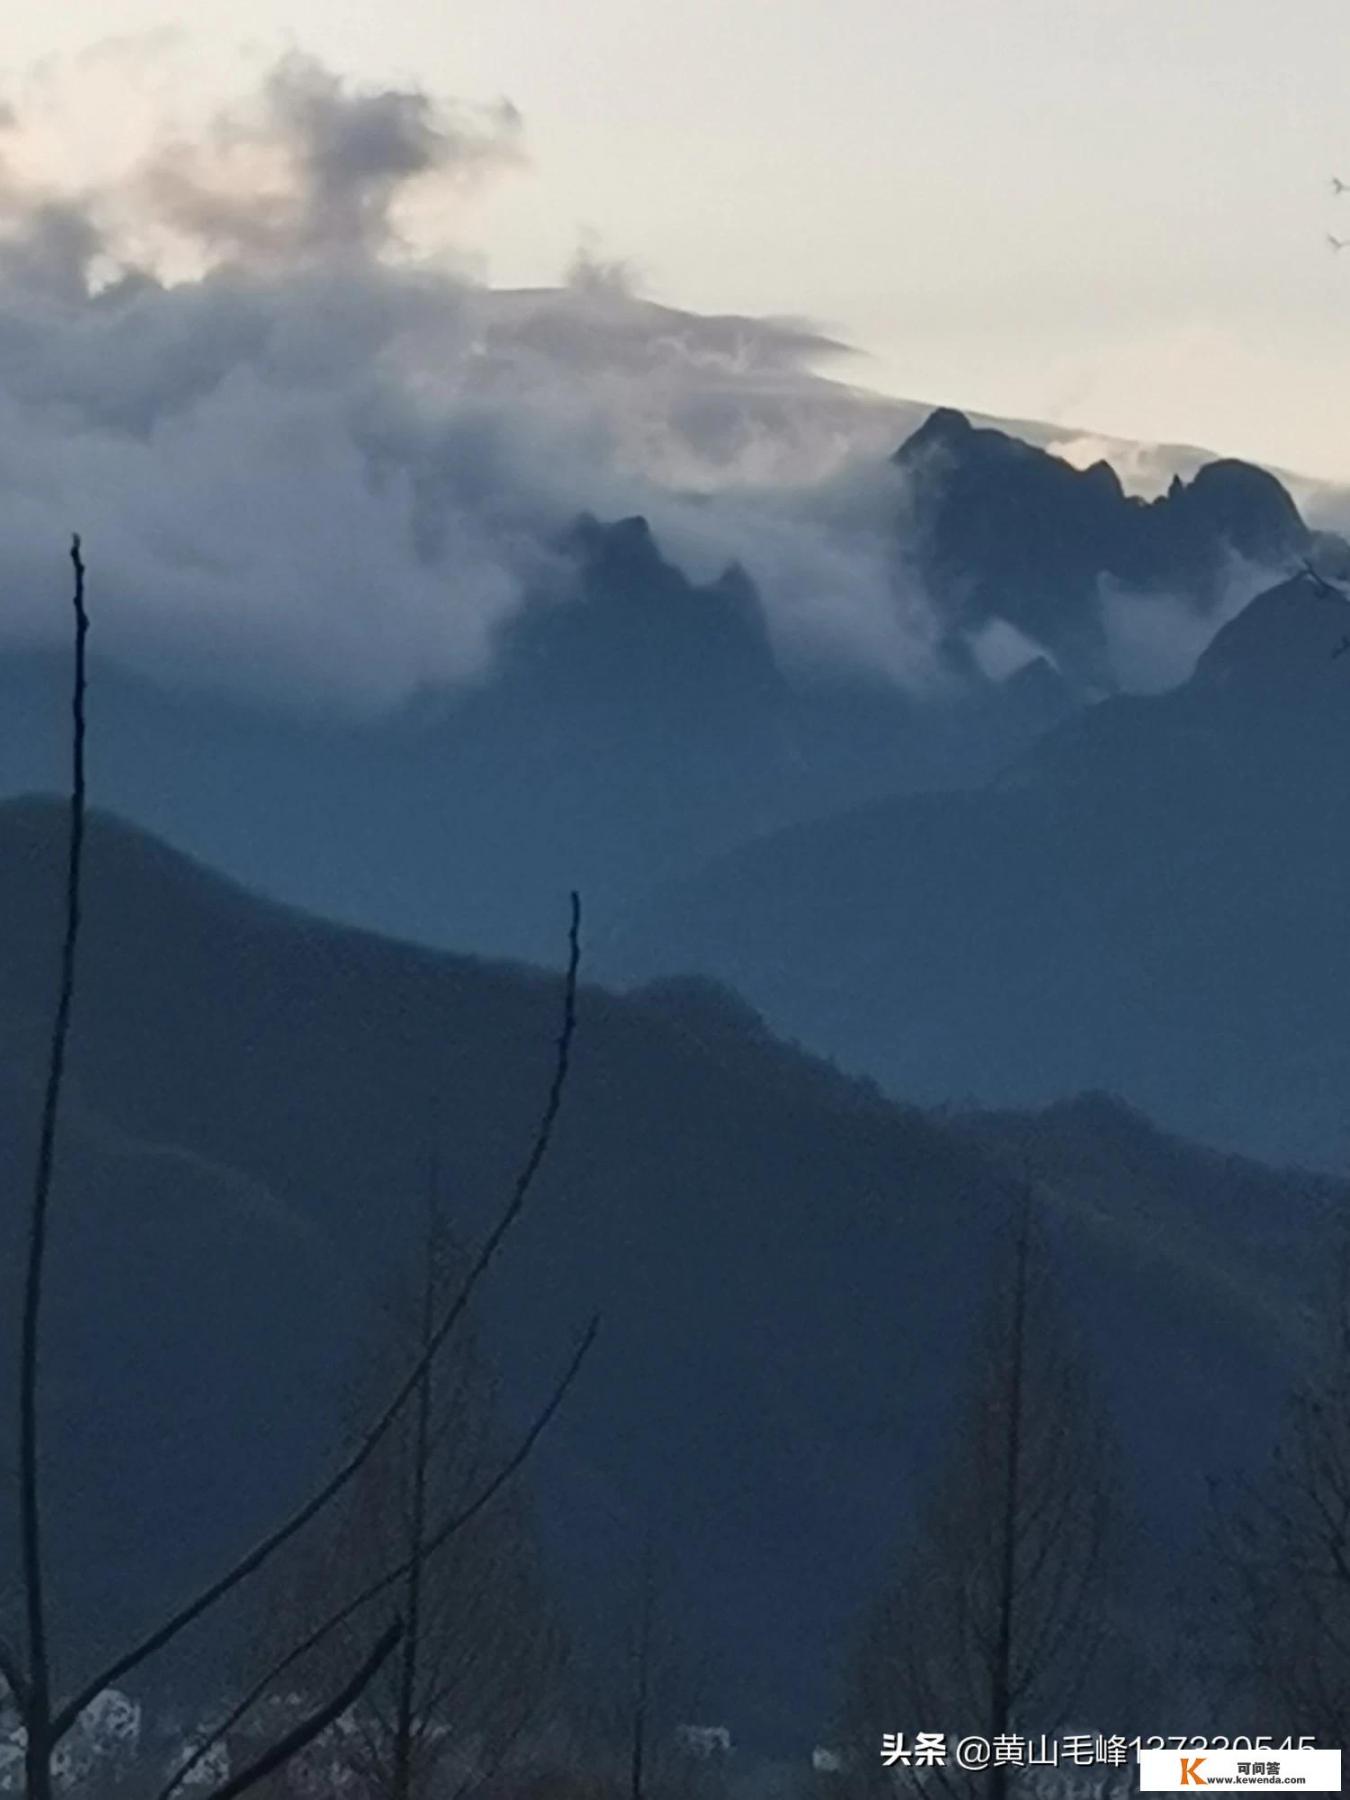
[133,53,524,265]
[0,46,950,710]
[0,45,1234,711]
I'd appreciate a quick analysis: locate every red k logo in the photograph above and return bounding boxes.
[1179,1757,1208,1786]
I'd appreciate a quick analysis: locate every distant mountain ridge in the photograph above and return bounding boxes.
[0,800,1334,1745]
[0,461,1070,962]
[898,405,1320,687]
[605,565,1350,1168]
[0,407,1323,964]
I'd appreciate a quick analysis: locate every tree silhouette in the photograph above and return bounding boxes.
[239,1177,573,1800]
[1209,1250,1350,1744]
[8,537,596,1798]
[835,1192,1117,1800]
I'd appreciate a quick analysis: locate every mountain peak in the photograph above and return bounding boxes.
[566,511,661,577]
[1169,459,1306,565]
[1189,573,1350,699]
[891,406,975,462]
[1081,458,1125,500]
[886,409,1315,690]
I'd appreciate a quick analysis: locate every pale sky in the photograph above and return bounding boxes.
[6,0,1350,480]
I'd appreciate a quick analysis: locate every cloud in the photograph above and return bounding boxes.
[966,617,1054,683]
[1042,431,1209,500]
[1096,553,1287,694]
[131,52,524,267]
[0,40,1306,716]
[0,42,954,711]
[639,457,955,693]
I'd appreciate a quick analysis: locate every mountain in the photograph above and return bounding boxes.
[0,506,1074,966]
[2,411,1323,968]
[897,406,1317,687]
[0,801,1335,1745]
[603,568,1350,1170]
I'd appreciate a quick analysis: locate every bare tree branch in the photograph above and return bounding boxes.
[156,1315,598,1800]
[1209,1243,1350,1740]
[54,891,583,1733]
[834,1186,1119,1800]
[18,534,87,1800]
[988,1191,1031,1800]
[204,1618,404,1800]
[390,1181,439,1800]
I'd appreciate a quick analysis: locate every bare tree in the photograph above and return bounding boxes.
[244,1175,574,1800]
[15,535,90,1800]
[1208,1250,1350,1743]
[572,1534,725,1800]
[835,1192,1117,1800]
[8,537,596,1798]
[628,1539,657,1800]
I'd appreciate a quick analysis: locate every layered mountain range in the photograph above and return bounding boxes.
[605,567,1350,1168]
[3,407,1348,1743]
[894,404,1322,684]
[0,409,1317,966]
[0,801,1332,1747]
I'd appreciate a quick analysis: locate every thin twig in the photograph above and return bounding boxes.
[18,535,87,1790]
[204,1619,404,1800]
[156,1316,598,1800]
[55,893,582,1732]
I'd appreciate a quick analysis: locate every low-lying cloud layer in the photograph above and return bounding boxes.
[0,41,1304,713]
[1096,554,1292,694]
[0,44,954,709]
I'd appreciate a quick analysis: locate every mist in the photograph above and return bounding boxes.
[0,39,1304,715]
[0,45,959,710]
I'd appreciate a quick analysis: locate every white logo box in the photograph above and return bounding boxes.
[1139,1749,1342,1791]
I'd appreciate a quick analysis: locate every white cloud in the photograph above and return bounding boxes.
[967,617,1054,684]
[0,39,1326,715]
[1096,553,1285,695]
[0,42,959,710]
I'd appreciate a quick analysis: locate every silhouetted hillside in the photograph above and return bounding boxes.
[606,570,1350,1168]
[6,413,1319,968]
[898,407,1315,686]
[0,801,1336,1744]
[0,500,1074,965]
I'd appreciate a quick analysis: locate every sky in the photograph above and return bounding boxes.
[0,5,1342,712]
[4,0,1350,482]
